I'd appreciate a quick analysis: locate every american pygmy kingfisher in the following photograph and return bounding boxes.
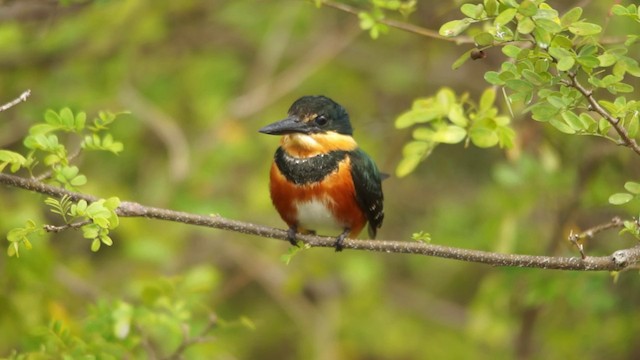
[259,95,384,251]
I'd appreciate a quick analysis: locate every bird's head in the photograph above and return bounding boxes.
[259,95,353,136]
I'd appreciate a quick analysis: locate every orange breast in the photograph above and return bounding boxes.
[269,157,367,238]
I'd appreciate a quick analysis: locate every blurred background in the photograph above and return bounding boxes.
[1,0,639,359]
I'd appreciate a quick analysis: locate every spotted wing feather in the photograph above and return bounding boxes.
[349,149,384,238]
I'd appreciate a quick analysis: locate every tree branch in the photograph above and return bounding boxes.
[561,73,640,156]
[0,89,31,112]
[320,0,474,44]
[1,172,639,271]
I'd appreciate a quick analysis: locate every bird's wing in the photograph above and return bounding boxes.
[349,149,384,238]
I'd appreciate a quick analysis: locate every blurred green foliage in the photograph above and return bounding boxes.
[1,0,640,359]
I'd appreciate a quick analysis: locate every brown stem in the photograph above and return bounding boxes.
[1,172,639,271]
[320,0,474,44]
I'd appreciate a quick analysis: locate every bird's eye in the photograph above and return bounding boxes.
[315,115,328,126]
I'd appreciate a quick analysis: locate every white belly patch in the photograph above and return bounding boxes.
[295,199,343,233]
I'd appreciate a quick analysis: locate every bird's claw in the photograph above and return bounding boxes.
[287,226,298,247]
[334,228,350,252]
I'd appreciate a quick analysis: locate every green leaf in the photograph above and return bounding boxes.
[0,150,26,173]
[577,55,600,69]
[609,193,634,205]
[28,123,58,135]
[440,19,472,37]
[469,126,499,148]
[502,44,521,58]
[580,113,596,130]
[496,125,515,148]
[610,82,634,94]
[557,56,576,71]
[396,156,422,178]
[396,141,434,177]
[568,22,602,36]
[535,18,562,34]
[611,4,629,16]
[561,111,586,131]
[60,108,74,128]
[75,111,86,131]
[44,109,62,126]
[411,231,432,243]
[431,125,467,144]
[518,0,537,17]
[448,104,468,127]
[91,238,101,252]
[280,242,309,265]
[479,88,496,111]
[7,242,18,257]
[484,0,498,16]
[100,235,113,246]
[474,32,494,46]
[104,197,121,210]
[548,46,573,59]
[549,117,576,134]
[517,17,536,34]
[436,87,456,110]
[82,224,100,239]
[578,44,597,57]
[395,107,443,128]
[461,3,484,19]
[70,175,87,187]
[452,49,473,70]
[545,96,566,109]
[628,114,639,137]
[521,69,544,86]
[504,79,533,93]
[494,8,517,26]
[598,118,612,134]
[624,181,640,195]
[560,7,582,27]
[598,53,617,67]
[484,71,504,85]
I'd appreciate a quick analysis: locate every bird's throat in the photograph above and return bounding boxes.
[281,132,357,157]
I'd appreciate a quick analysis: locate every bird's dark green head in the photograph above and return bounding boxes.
[259,95,353,136]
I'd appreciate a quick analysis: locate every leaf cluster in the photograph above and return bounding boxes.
[8,268,248,359]
[441,1,640,140]
[353,0,417,39]
[2,108,126,257]
[395,87,514,177]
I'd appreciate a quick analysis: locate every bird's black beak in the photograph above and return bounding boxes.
[259,116,312,135]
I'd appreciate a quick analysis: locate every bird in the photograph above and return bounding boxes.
[259,95,384,251]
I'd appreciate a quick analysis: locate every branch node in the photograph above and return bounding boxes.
[568,229,586,259]
[612,249,629,268]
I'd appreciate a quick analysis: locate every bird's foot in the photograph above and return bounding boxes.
[287,226,298,246]
[334,228,350,252]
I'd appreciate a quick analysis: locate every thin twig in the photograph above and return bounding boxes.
[44,219,92,233]
[320,0,474,44]
[34,147,83,182]
[1,173,639,271]
[568,217,624,259]
[561,73,640,156]
[165,314,217,360]
[0,89,31,112]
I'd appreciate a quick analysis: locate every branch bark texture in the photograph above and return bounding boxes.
[1,172,639,271]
